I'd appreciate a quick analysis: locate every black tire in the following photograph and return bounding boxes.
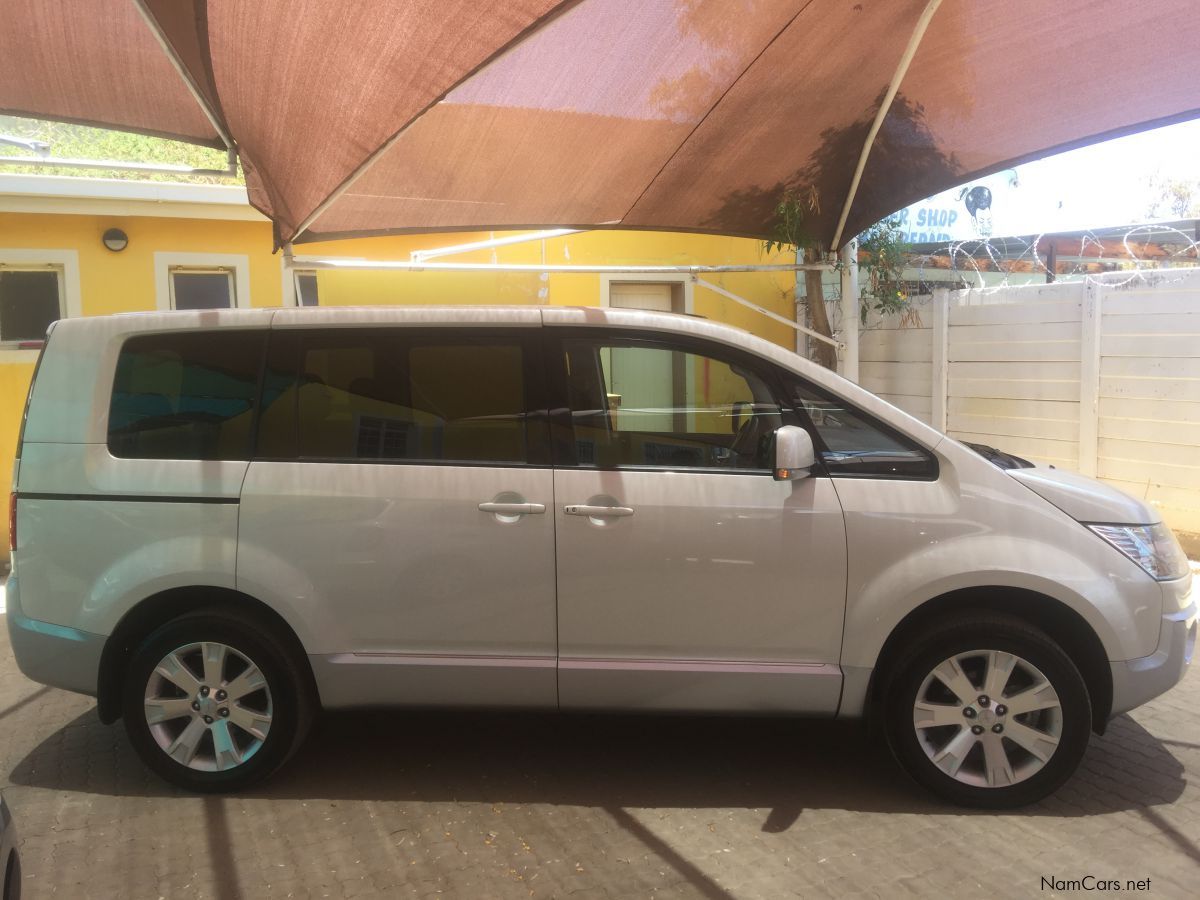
[5,849,20,900]
[883,612,1092,808]
[122,608,314,793]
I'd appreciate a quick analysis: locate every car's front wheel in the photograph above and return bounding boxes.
[884,613,1092,808]
[122,609,312,792]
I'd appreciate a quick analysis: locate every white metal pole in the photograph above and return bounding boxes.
[839,241,860,382]
[412,229,580,262]
[931,287,949,431]
[794,247,807,357]
[132,0,236,150]
[829,0,943,249]
[0,154,238,178]
[287,255,834,275]
[695,277,842,348]
[1078,279,1102,476]
[280,242,297,307]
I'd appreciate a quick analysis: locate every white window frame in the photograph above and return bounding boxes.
[281,260,298,307]
[281,262,319,308]
[599,272,693,314]
[154,252,251,312]
[293,269,319,307]
[0,248,81,360]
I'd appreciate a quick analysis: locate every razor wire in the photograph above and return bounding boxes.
[907,223,1200,292]
[788,223,1200,362]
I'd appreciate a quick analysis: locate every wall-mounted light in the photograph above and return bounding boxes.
[102,228,128,252]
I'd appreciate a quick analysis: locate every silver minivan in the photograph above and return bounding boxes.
[7,306,1195,806]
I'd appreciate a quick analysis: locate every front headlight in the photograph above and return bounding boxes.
[1088,522,1190,581]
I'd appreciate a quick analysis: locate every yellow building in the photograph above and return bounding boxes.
[1,175,801,552]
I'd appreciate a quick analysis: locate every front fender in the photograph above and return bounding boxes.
[841,533,1162,672]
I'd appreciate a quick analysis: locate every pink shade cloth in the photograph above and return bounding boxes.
[3,0,1199,247]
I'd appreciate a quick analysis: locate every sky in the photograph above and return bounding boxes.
[1018,119,1200,224]
[898,118,1200,243]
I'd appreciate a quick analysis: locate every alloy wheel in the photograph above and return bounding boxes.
[143,641,274,772]
[912,649,1063,788]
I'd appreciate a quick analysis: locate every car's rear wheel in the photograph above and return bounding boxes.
[122,610,312,792]
[4,847,20,900]
[884,613,1092,808]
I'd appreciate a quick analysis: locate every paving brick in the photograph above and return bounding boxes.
[4,619,1200,898]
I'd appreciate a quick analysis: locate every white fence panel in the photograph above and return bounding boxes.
[1097,270,1200,541]
[857,294,934,424]
[1099,396,1200,423]
[856,271,1200,551]
[945,282,1084,468]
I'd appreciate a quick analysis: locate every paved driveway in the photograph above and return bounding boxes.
[1,618,1198,899]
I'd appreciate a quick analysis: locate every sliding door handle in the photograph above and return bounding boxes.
[564,504,635,518]
[478,501,546,515]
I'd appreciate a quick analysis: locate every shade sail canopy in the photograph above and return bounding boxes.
[3,0,1199,248]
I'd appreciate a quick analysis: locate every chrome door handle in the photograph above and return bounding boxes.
[564,504,635,518]
[478,501,546,515]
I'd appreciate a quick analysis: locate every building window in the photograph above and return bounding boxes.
[295,271,319,306]
[154,252,250,312]
[0,266,64,345]
[169,267,235,310]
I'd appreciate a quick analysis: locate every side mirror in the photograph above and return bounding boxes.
[771,425,816,481]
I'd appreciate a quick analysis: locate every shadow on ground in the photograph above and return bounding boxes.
[7,705,1188,828]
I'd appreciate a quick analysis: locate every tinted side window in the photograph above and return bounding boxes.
[788,379,936,478]
[561,338,783,470]
[296,330,530,464]
[255,331,300,459]
[108,331,265,459]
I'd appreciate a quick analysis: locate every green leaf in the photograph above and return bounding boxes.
[0,115,240,184]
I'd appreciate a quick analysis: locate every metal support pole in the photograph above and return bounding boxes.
[1078,279,1102,477]
[830,0,943,249]
[839,240,860,382]
[287,255,834,275]
[412,229,581,262]
[931,288,949,431]
[695,277,842,348]
[794,247,807,357]
[282,251,842,352]
[0,151,238,179]
[132,0,235,150]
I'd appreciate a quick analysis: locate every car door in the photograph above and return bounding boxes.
[237,325,558,709]
[546,328,848,713]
